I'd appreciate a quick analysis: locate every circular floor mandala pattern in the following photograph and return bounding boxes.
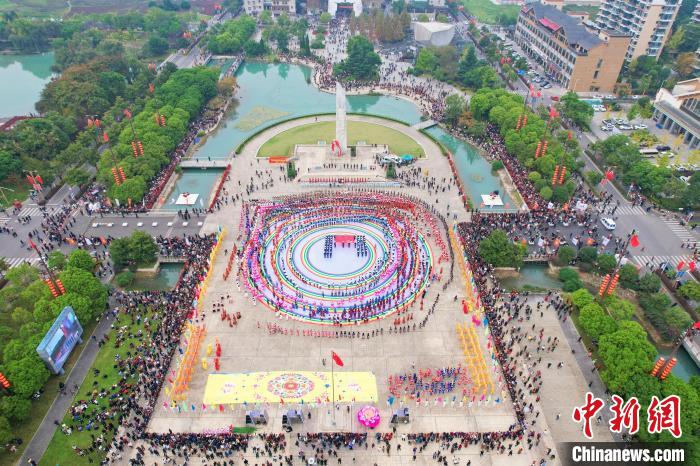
[267,373,315,399]
[241,192,435,325]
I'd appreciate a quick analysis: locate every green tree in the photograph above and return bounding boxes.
[0,416,12,446]
[478,229,523,268]
[115,271,135,287]
[556,245,576,265]
[604,295,636,321]
[577,246,598,264]
[599,327,657,392]
[596,253,616,274]
[679,281,700,301]
[619,263,639,289]
[638,273,661,293]
[539,186,552,200]
[67,249,95,272]
[129,231,158,266]
[320,12,332,24]
[5,355,50,397]
[443,94,466,126]
[47,251,67,271]
[580,303,617,339]
[665,306,693,333]
[570,288,595,309]
[64,167,91,186]
[334,36,381,81]
[0,395,31,422]
[109,237,131,270]
[560,92,594,129]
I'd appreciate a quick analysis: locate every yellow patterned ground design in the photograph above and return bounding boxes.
[203,371,378,404]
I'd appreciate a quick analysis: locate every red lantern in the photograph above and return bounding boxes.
[103,132,109,143]
[123,109,132,119]
[558,166,566,185]
[660,358,677,380]
[138,141,144,155]
[56,279,66,295]
[0,372,10,389]
[149,83,155,93]
[45,279,59,298]
[111,168,122,186]
[132,141,139,157]
[650,357,665,376]
[118,167,126,182]
[598,274,611,297]
[607,273,620,295]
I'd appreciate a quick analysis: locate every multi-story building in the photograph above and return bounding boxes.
[243,0,296,15]
[595,0,680,61]
[515,3,630,92]
[653,78,700,150]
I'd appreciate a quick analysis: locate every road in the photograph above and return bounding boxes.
[454,19,698,272]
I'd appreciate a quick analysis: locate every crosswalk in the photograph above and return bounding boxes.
[608,205,647,216]
[2,257,42,269]
[633,255,695,270]
[662,219,698,242]
[17,207,43,217]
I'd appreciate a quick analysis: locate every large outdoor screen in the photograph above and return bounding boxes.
[36,306,83,375]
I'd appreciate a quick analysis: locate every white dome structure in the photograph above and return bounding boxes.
[413,22,456,46]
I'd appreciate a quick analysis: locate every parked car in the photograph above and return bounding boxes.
[542,82,552,89]
[600,218,616,230]
[551,95,560,101]
[618,124,634,130]
[633,124,647,130]
[656,145,671,151]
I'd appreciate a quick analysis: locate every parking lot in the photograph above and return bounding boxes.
[590,110,699,171]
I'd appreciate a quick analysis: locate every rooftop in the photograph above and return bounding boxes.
[414,21,455,33]
[522,2,603,50]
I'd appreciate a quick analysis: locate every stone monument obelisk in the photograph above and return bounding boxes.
[335,82,347,156]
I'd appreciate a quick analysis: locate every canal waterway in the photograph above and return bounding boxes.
[0,52,55,118]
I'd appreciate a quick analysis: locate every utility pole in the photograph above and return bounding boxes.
[597,228,636,300]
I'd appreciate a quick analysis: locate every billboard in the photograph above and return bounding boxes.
[36,306,83,375]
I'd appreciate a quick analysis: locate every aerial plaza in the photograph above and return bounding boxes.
[146,84,516,444]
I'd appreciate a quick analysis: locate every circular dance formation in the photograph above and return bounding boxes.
[241,192,435,325]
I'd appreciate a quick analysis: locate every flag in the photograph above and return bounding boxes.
[35,175,43,184]
[630,234,640,248]
[677,261,685,271]
[331,351,344,367]
[688,261,695,272]
[103,132,109,143]
[694,321,700,330]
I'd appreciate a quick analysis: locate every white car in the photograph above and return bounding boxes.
[600,218,616,230]
[633,124,647,130]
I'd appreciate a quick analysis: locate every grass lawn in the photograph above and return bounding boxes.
[0,179,32,209]
[39,315,148,466]
[461,0,520,24]
[0,320,97,466]
[258,121,425,158]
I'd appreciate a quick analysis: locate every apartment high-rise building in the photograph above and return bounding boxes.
[515,3,630,92]
[243,0,296,16]
[595,0,681,61]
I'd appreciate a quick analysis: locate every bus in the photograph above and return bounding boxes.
[639,148,659,158]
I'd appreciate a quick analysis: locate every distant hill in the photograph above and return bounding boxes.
[0,0,222,17]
